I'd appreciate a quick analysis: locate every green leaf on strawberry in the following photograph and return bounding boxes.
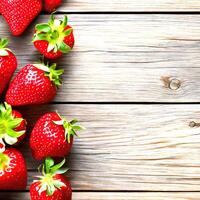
[35,24,52,33]
[0,38,10,56]
[53,117,85,143]
[33,14,73,54]
[36,157,68,196]
[34,62,64,87]
[0,102,25,152]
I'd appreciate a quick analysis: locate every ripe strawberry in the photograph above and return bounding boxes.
[30,157,72,200]
[0,148,27,190]
[33,14,74,59]
[6,63,63,106]
[1,0,42,36]
[0,38,17,96]
[30,112,84,160]
[44,0,62,13]
[0,102,26,153]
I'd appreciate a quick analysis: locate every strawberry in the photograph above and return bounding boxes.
[44,0,62,13]
[30,157,72,200]
[30,112,84,160]
[0,148,27,190]
[1,0,42,36]
[33,14,74,59]
[0,102,26,153]
[6,63,63,106]
[0,38,17,96]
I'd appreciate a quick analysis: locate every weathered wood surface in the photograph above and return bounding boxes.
[1,2,200,199]
[59,0,200,12]
[1,15,200,102]
[2,192,200,199]
[12,104,200,191]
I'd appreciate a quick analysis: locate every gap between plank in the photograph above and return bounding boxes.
[42,11,200,15]
[50,102,200,105]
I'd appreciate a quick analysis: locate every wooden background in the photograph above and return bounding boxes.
[1,0,200,199]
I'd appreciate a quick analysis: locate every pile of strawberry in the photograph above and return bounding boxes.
[0,3,84,199]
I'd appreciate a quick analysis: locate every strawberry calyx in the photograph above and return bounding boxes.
[0,38,10,56]
[33,14,72,53]
[0,102,25,153]
[0,152,10,171]
[53,116,85,143]
[35,157,68,196]
[34,63,64,87]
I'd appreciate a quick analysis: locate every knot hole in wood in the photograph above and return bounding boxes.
[161,76,181,90]
[189,121,200,128]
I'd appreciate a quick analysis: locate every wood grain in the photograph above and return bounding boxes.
[12,104,200,191]
[1,15,200,102]
[59,0,200,12]
[2,192,200,199]
[1,0,199,199]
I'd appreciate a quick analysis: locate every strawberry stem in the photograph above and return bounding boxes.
[53,116,85,143]
[0,38,8,48]
[33,14,72,53]
[0,102,25,152]
[0,38,10,56]
[36,157,68,196]
[34,63,64,87]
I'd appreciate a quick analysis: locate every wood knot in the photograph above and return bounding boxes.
[161,76,181,90]
[189,121,200,127]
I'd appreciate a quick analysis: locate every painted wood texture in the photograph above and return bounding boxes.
[59,0,200,12]
[12,104,200,191]
[2,192,200,199]
[1,15,200,102]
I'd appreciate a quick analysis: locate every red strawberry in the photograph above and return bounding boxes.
[0,38,17,96]
[0,148,27,190]
[1,0,42,36]
[33,14,74,59]
[6,63,63,106]
[30,157,72,200]
[0,102,26,152]
[30,112,84,160]
[44,0,62,13]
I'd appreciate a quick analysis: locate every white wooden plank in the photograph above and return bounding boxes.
[2,192,200,199]
[1,15,200,102]
[59,0,200,12]
[13,104,200,191]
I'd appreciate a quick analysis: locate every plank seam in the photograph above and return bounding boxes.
[41,11,200,15]
[49,102,200,105]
